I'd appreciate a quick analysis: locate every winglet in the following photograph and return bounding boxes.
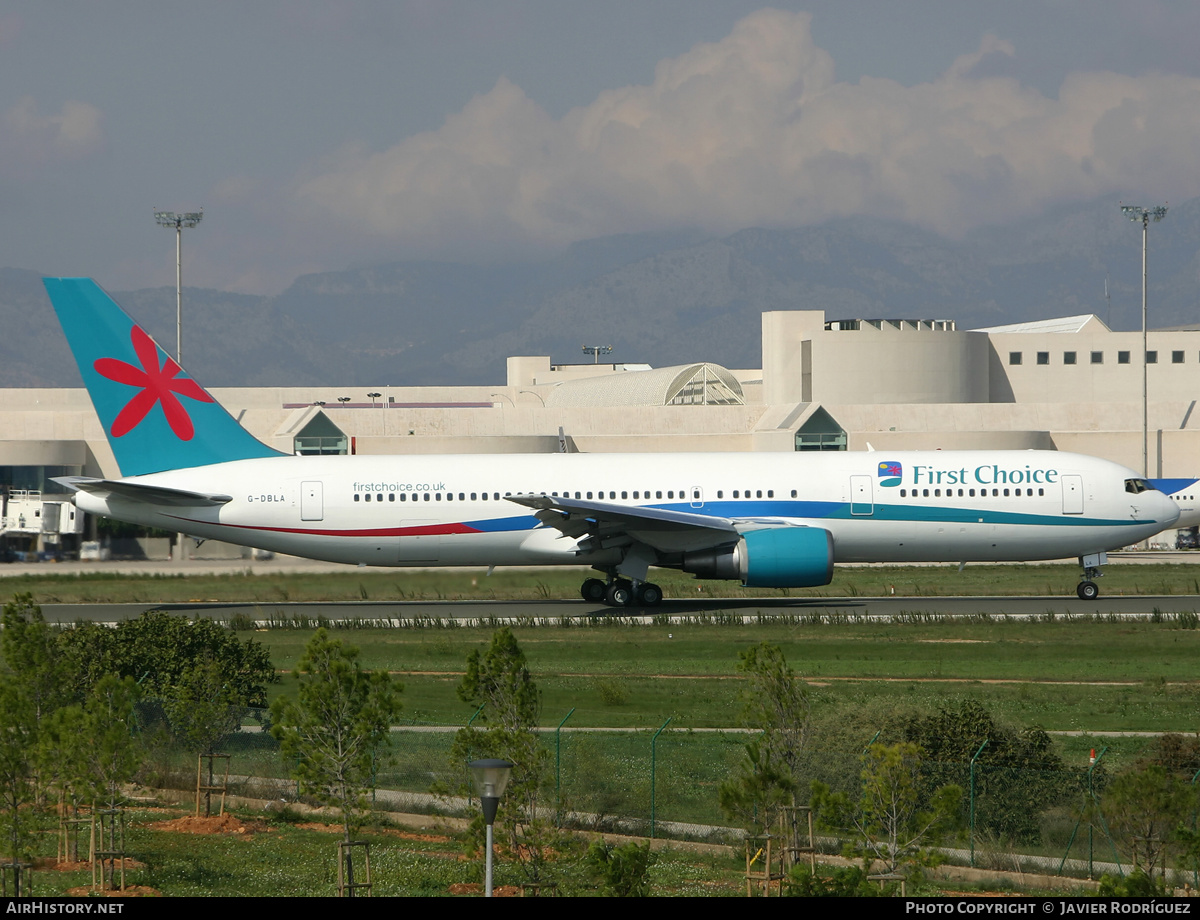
[44,277,283,476]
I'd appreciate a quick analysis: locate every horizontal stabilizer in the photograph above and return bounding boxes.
[53,476,232,507]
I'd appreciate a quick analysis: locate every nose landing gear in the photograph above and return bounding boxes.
[1076,552,1106,601]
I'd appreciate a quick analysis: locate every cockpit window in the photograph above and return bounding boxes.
[1125,478,1156,494]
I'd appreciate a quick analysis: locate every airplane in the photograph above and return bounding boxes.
[43,277,1180,605]
[1150,479,1200,529]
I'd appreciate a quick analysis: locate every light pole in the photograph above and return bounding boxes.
[154,208,202,564]
[367,392,381,408]
[519,389,547,407]
[582,344,612,364]
[153,208,203,363]
[1120,204,1168,479]
[468,758,512,897]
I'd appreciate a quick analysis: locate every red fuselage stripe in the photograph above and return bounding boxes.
[162,515,482,538]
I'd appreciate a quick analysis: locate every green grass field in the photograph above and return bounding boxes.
[30,805,746,897]
[255,616,1200,750]
[8,569,1199,763]
[7,560,1200,603]
[11,570,1198,895]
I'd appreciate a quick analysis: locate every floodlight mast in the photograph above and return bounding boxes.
[1120,203,1168,479]
[582,344,612,364]
[153,208,203,362]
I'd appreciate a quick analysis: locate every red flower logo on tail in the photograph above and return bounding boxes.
[93,326,214,440]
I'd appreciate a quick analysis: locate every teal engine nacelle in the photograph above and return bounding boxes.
[681,527,834,588]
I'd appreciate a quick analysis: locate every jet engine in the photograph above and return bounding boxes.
[681,527,834,588]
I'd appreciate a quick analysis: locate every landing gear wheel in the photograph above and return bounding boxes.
[605,581,632,607]
[581,578,606,603]
[1077,581,1099,601]
[635,583,664,607]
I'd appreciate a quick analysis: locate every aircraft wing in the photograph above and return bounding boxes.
[52,476,233,507]
[506,493,739,553]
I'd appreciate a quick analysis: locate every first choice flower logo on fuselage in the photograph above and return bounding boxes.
[93,325,214,441]
[877,461,903,487]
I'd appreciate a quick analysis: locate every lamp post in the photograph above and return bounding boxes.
[154,208,202,565]
[468,758,512,897]
[582,344,612,364]
[367,392,381,408]
[153,208,203,363]
[1120,203,1168,479]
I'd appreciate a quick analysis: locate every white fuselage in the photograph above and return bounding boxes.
[72,450,1178,571]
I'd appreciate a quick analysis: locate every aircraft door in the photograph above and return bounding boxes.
[850,475,874,515]
[1061,475,1084,514]
[690,486,704,508]
[400,521,441,563]
[300,481,323,521]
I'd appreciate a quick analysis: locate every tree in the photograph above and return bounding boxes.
[718,643,811,837]
[1102,764,1196,881]
[812,741,963,874]
[160,659,245,817]
[894,699,1069,844]
[271,629,402,842]
[57,610,277,705]
[1,594,69,726]
[40,676,144,873]
[160,659,245,756]
[0,679,38,872]
[451,626,555,889]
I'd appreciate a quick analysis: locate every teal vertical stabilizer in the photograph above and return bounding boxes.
[44,277,283,476]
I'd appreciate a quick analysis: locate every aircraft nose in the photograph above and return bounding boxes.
[1158,491,1182,527]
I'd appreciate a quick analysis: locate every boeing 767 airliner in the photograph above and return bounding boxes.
[43,278,1179,605]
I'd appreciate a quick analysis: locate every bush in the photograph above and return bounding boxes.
[785,865,881,897]
[1098,869,1165,897]
[584,840,655,897]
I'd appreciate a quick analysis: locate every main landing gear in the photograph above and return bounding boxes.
[1076,552,1106,601]
[580,575,664,608]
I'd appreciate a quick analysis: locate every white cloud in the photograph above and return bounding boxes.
[294,8,1200,253]
[2,96,103,166]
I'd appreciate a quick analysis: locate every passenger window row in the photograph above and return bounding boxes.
[352,487,796,504]
[899,488,1045,498]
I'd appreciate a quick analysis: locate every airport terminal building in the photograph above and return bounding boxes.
[4,307,1199,553]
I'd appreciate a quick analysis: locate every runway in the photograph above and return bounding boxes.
[38,593,1200,625]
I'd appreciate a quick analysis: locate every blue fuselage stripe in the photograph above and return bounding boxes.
[452,500,1146,535]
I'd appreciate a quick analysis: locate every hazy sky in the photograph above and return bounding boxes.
[3,1,1198,294]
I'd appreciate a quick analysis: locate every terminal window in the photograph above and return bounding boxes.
[1008,352,1022,365]
[1063,351,1077,365]
[1036,352,1049,365]
[1118,351,1130,364]
[1147,351,1158,364]
[1174,351,1185,364]
[1091,352,1103,364]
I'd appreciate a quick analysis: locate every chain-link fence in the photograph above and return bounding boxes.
[136,706,1200,883]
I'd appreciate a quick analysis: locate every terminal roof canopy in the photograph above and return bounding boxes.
[545,363,744,408]
[971,315,1109,334]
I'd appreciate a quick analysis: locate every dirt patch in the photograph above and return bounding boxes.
[42,857,145,872]
[916,639,990,644]
[64,885,161,897]
[148,814,270,835]
[448,882,522,896]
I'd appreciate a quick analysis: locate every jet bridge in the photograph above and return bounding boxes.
[1,489,85,558]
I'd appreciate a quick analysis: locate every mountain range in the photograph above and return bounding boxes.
[4,194,1199,388]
